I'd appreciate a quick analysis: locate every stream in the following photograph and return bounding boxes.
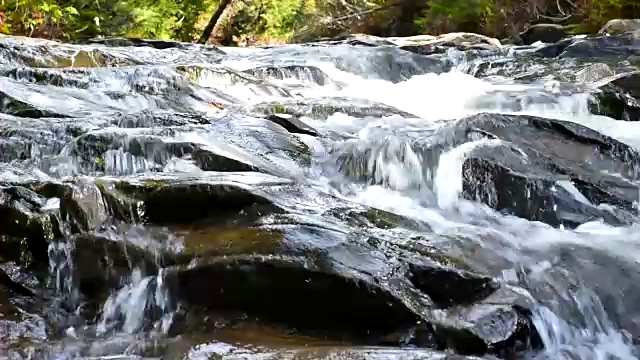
[2,32,640,359]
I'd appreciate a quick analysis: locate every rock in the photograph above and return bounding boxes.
[457,113,640,228]
[65,115,310,177]
[96,171,289,224]
[432,303,535,356]
[174,341,499,360]
[575,63,615,83]
[65,234,164,309]
[164,254,422,340]
[0,185,61,265]
[32,179,109,234]
[87,36,226,54]
[243,65,333,87]
[0,272,47,356]
[598,19,640,36]
[253,97,419,121]
[529,38,575,58]
[399,32,501,56]
[333,112,640,228]
[590,71,640,121]
[265,114,318,136]
[558,33,640,58]
[409,262,498,308]
[519,24,568,45]
[157,217,539,355]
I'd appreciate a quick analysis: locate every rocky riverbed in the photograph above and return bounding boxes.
[2,21,640,360]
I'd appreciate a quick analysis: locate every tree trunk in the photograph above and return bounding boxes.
[198,0,233,44]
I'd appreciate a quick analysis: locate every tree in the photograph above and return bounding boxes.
[198,0,233,44]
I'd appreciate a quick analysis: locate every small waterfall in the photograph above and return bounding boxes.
[96,268,174,336]
[47,240,78,308]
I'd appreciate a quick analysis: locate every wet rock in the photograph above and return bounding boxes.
[458,113,640,228]
[0,185,61,265]
[558,33,640,58]
[598,19,640,36]
[30,179,108,234]
[87,37,226,54]
[0,274,47,355]
[164,254,422,340]
[176,341,498,360]
[253,97,419,120]
[0,117,76,162]
[398,33,501,56]
[519,24,568,45]
[433,303,536,356]
[529,38,575,58]
[96,172,288,225]
[243,65,333,87]
[575,63,615,83]
[265,114,318,136]
[409,262,498,308]
[590,71,640,121]
[67,234,163,305]
[177,65,293,98]
[67,116,309,177]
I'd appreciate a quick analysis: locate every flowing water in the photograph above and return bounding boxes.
[2,34,640,359]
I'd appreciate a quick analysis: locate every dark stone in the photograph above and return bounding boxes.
[164,254,421,340]
[433,304,536,356]
[409,262,498,308]
[457,113,640,228]
[266,114,318,136]
[86,37,226,54]
[68,234,163,306]
[96,172,288,225]
[519,24,568,45]
[590,71,640,121]
[559,33,640,58]
[0,186,60,265]
[530,38,575,58]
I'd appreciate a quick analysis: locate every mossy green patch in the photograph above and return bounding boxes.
[364,208,403,229]
[170,224,285,257]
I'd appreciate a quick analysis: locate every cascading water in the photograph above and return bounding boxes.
[2,34,640,360]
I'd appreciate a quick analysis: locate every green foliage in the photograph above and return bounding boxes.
[3,0,640,44]
[0,0,217,41]
[576,0,640,34]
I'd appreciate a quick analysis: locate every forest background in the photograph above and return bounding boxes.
[1,0,639,45]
